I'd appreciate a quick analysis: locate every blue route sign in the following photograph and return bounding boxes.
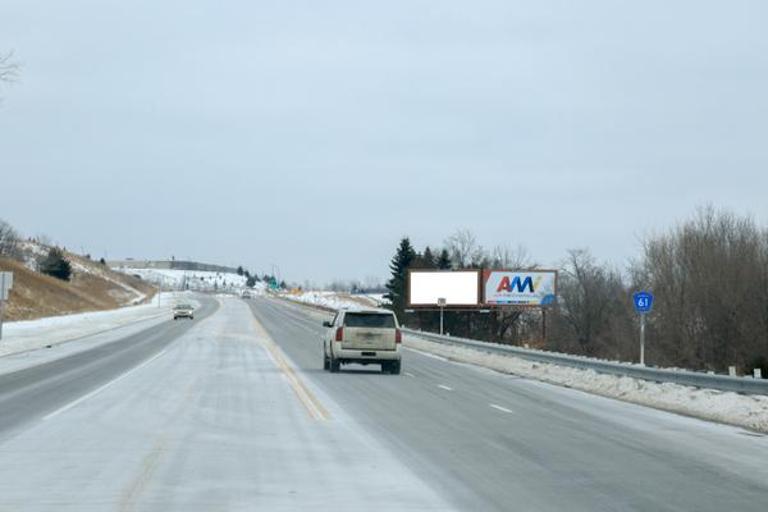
[633,291,654,314]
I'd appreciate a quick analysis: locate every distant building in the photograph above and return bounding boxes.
[107,259,239,274]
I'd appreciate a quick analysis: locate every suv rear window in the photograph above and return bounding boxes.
[343,313,396,328]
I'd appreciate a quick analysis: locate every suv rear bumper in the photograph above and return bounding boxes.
[332,347,400,364]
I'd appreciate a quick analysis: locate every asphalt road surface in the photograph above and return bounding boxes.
[1,295,767,511]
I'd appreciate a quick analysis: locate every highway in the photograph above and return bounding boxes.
[0,298,219,436]
[0,295,766,511]
[249,297,768,511]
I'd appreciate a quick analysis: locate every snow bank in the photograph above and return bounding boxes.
[281,291,384,311]
[282,291,358,310]
[0,292,195,357]
[405,335,768,433]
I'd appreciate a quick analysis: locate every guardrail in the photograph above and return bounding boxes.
[402,328,768,395]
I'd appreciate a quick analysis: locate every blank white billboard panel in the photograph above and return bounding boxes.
[408,271,480,306]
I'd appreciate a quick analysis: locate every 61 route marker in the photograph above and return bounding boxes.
[632,291,654,365]
[633,291,654,314]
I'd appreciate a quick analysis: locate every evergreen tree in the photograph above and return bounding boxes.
[39,247,72,281]
[437,248,452,269]
[411,246,438,269]
[385,237,416,317]
[422,246,436,268]
[237,265,244,276]
[246,275,257,288]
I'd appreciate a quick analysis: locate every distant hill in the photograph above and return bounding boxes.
[0,241,156,321]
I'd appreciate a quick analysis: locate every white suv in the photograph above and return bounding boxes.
[322,309,402,374]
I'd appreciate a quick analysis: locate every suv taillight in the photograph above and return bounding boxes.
[335,327,344,342]
[395,329,402,344]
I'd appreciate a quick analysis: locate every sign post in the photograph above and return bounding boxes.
[632,291,654,365]
[437,297,447,335]
[0,272,14,341]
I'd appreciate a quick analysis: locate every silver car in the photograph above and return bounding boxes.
[173,303,195,320]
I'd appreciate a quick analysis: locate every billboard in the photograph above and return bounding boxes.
[483,270,557,306]
[408,270,481,307]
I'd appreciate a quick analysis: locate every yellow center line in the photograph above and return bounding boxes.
[252,317,330,421]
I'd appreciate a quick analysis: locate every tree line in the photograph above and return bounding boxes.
[384,207,768,376]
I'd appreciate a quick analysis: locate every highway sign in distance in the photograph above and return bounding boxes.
[633,291,654,314]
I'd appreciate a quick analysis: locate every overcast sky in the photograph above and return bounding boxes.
[1,1,767,284]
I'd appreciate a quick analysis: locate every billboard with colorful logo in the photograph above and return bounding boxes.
[482,270,557,306]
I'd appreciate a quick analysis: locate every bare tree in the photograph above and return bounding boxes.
[0,219,22,260]
[0,50,20,101]
[551,249,632,357]
[636,206,768,373]
[489,244,534,269]
[444,229,478,268]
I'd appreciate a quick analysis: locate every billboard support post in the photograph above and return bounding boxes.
[437,297,447,335]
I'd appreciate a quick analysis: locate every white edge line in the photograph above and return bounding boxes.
[489,403,514,414]
[437,384,453,391]
[43,349,168,421]
[404,372,415,378]
[403,346,450,362]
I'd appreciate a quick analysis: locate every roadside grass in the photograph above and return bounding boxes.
[0,251,156,321]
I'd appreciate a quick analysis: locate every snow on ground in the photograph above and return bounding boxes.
[281,291,384,310]
[0,292,196,357]
[281,291,359,310]
[404,335,768,433]
[114,267,266,295]
[364,293,390,306]
[69,258,148,305]
[16,240,48,271]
